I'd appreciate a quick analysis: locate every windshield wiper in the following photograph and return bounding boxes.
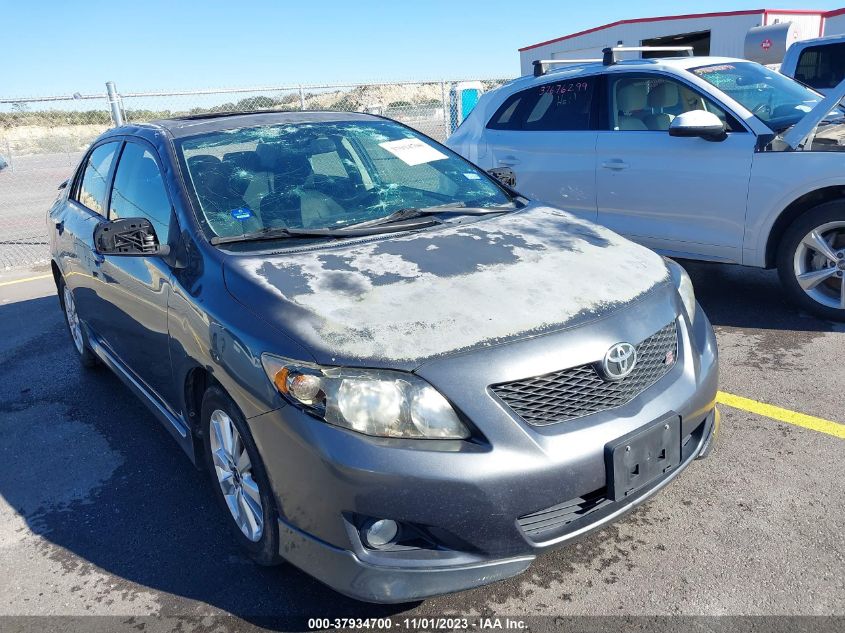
[351,203,513,229]
[210,218,441,245]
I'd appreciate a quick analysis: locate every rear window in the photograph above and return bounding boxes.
[487,77,597,131]
[795,43,845,90]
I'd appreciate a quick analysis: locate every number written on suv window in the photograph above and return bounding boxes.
[487,76,597,132]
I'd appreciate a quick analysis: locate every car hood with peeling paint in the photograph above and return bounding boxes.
[222,204,671,369]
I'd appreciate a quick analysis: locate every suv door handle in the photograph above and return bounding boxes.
[499,156,520,166]
[601,159,629,170]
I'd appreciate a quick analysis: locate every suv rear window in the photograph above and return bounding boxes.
[487,77,597,131]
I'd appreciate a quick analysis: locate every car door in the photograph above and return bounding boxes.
[485,75,600,221]
[55,141,121,321]
[595,72,756,263]
[89,139,178,409]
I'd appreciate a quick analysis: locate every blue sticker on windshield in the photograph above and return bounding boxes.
[231,208,253,220]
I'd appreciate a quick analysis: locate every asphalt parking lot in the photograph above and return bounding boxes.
[0,260,843,631]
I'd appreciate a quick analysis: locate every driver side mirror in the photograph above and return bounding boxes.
[668,110,727,141]
[94,217,170,257]
[488,167,516,188]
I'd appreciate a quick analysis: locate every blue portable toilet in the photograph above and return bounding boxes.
[449,81,484,134]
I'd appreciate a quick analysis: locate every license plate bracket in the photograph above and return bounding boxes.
[606,416,681,502]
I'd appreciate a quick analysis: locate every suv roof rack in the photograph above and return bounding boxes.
[602,45,694,65]
[532,58,602,77]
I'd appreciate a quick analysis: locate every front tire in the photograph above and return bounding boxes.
[58,277,99,369]
[201,385,282,566]
[777,202,845,321]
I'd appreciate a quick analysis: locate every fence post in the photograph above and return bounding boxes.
[440,80,448,138]
[3,138,12,172]
[105,81,124,126]
[299,85,306,110]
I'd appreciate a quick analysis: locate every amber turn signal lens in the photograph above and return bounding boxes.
[273,367,290,394]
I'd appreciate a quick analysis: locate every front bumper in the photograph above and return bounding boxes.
[247,298,719,603]
[276,407,717,603]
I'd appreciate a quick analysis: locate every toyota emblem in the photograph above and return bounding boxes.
[602,342,637,381]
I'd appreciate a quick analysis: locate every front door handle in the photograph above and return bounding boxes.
[601,159,629,171]
[499,156,520,166]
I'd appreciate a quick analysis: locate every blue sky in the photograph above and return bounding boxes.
[2,0,838,96]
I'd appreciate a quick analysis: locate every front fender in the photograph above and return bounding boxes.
[745,152,845,266]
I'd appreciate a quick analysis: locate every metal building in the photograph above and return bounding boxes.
[518,8,836,75]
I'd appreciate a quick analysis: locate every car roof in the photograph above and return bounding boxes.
[787,33,845,48]
[142,110,384,139]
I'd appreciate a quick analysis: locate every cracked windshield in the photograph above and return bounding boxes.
[177,120,511,238]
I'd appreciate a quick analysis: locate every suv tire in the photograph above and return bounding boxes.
[777,201,845,321]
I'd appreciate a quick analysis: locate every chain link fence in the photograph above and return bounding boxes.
[0,79,509,270]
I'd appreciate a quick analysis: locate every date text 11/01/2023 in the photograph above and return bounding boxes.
[307,617,528,629]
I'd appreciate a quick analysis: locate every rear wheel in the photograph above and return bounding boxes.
[58,277,99,368]
[201,385,282,566]
[777,202,845,322]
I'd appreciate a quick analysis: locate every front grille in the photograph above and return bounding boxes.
[517,488,610,538]
[491,321,678,426]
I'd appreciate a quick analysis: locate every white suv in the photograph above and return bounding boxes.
[447,52,845,320]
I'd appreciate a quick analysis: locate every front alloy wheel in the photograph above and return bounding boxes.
[200,386,282,565]
[793,222,845,310]
[209,409,264,542]
[778,202,845,321]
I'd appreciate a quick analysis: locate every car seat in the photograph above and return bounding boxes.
[190,160,260,236]
[616,83,648,131]
[644,82,680,130]
[262,152,346,228]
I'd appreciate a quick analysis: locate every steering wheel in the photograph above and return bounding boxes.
[752,102,772,116]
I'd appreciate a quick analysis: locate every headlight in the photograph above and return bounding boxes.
[665,258,696,323]
[261,355,470,440]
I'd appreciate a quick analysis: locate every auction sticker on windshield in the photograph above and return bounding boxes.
[379,138,448,166]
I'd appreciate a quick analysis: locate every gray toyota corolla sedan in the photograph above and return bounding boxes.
[48,110,718,603]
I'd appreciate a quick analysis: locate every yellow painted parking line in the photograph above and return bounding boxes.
[0,273,52,287]
[717,391,845,439]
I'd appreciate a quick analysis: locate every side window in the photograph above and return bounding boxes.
[110,142,172,243]
[487,77,596,131]
[608,75,740,132]
[795,44,845,89]
[75,142,119,215]
[487,92,532,130]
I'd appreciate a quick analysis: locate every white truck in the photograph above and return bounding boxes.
[780,34,845,94]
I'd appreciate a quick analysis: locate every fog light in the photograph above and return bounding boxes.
[363,519,399,549]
